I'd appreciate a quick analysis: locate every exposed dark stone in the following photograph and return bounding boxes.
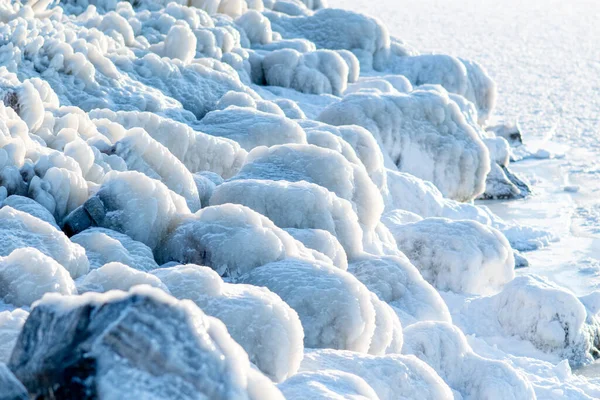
[7,289,258,399]
[83,196,106,226]
[62,206,93,237]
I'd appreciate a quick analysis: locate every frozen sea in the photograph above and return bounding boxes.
[333,0,600,296]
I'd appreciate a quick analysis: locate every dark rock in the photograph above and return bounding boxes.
[83,196,106,226]
[7,287,273,400]
[0,363,28,400]
[62,205,93,237]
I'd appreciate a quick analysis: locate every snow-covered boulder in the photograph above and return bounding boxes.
[262,49,350,96]
[232,144,385,250]
[403,321,536,399]
[318,90,490,202]
[284,228,348,270]
[348,254,451,326]
[265,8,390,69]
[89,110,247,178]
[239,259,376,352]
[70,228,159,271]
[493,275,595,364]
[0,248,76,308]
[278,370,379,400]
[113,127,201,211]
[0,206,89,278]
[93,171,191,250]
[1,195,58,229]
[197,106,306,151]
[384,218,515,295]
[153,264,304,382]
[156,204,319,277]
[300,349,454,400]
[8,286,283,399]
[76,262,168,294]
[211,179,363,260]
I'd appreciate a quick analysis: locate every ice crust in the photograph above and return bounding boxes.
[0,0,596,397]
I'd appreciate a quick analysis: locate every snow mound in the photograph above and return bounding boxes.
[284,228,348,270]
[89,109,247,178]
[493,275,596,365]
[265,8,390,69]
[239,258,376,352]
[211,179,362,260]
[300,349,454,400]
[384,217,515,295]
[113,127,201,211]
[0,206,89,278]
[348,254,451,326]
[403,321,536,399]
[94,171,190,250]
[197,106,306,151]
[318,90,490,201]
[153,264,304,382]
[1,195,58,229]
[9,285,283,399]
[233,144,385,252]
[0,248,76,308]
[156,203,319,277]
[262,49,350,96]
[76,262,168,294]
[70,228,159,271]
[278,370,379,400]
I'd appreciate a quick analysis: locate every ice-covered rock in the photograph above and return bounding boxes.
[113,127,201,211]
[284,228,348,270]
[156,204,320,277]
[76,262,168,294]
[318,90,490,201]
[93,171,191,250]
[0,206,89,278]
[232,144,385,251]
[211,179,363,260]
[70,228,159,271]
[1,195,58,229]
[384,217,515,295]
[89,110,247,178]
[0,248,76,308]
[348,254,451,326]
[197,106,306,151]
[8,286,283,399]
[493,275,597,365]
[262,49,350,96]
[300,349,454,400]
[153,264,304,382]
[239,258,376,352]
[278,370,379,400]
[403,321,536,399]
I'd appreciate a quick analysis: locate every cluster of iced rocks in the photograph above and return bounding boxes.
[0,0,599,398]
